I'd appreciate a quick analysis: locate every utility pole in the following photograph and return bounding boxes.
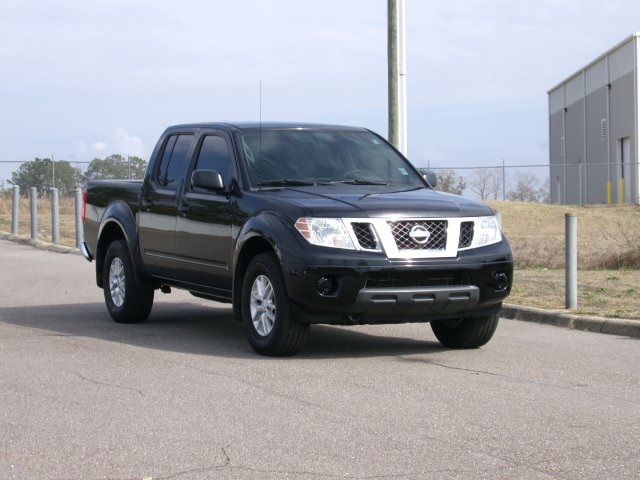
[388,0,407,156]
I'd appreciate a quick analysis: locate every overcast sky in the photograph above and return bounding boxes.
[1,0,639,182]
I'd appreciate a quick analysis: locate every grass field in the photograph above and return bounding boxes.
[1,194,639,319]
[512,269,639,320]
[490,201,640,270]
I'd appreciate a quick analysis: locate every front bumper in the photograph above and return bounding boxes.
[353,285,480,316]
[282,240,513,324]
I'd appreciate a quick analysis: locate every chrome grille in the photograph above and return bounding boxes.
[458,221,474,248]
[352,223,378,250]
[389,220,447,250]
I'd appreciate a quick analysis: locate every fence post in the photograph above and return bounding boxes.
[565,213,577,309]
[30,187,38,240]
[11,185,19,235]
[501,159,506,201]
[74,188,83,248]
[51,187,60,244]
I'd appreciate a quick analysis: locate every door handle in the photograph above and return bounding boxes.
[141,198,154,208]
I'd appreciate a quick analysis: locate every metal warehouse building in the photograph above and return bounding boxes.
[548,33,640,205]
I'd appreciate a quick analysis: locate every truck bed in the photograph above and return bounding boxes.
[86,179,143,211]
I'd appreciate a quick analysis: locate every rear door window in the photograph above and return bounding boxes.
[156,134,193,190]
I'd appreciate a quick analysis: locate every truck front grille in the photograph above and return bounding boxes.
[458,221,474,248]
[351,223,378,250]
[389,220,447,250]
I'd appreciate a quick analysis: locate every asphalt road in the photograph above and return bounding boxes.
[0,240,639,480]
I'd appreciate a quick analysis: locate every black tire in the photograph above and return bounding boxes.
[241,253,308,356]
[102,239,154,324]
[430,310,500,348]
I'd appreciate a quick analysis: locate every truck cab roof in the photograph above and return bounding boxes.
[165,122,368,132]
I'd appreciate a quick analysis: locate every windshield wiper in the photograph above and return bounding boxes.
[257,179,318,187]
[336,179,393,186]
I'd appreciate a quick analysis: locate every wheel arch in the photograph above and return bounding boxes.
[95,201,156,290]
[232,234,277,321]
[232,212,304,321]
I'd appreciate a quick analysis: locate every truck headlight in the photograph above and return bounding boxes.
[294,218,355,250]
[472,215,502,248]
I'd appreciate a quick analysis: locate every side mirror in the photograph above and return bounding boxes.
[192,169,224,192]
[422,170,438,188]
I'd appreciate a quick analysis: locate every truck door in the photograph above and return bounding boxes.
[138,132,194,278]
[174,132,235,290]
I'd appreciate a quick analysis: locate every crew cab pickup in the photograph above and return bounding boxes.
[82,122,513,356]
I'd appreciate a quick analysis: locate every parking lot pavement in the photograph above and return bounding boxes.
[0,239,639,479]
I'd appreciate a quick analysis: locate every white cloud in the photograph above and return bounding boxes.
[90,141,108,152]
[69,129,145,162]
[112,128,144,158]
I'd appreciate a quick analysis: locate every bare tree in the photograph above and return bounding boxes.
[488,168,503,200]
[538,177,550,204]
[507,172,543,202]
[436,169,466,196]
[468,169,494,201]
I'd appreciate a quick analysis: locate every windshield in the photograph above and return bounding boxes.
[239,129,424,188]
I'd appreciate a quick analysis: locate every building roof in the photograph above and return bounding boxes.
[547,32,640,94]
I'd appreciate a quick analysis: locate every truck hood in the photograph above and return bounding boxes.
[262,186,494,218]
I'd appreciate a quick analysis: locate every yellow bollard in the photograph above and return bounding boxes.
[619,178,625,204]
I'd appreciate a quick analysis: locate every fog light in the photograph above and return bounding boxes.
[492,272,509,292]
[316,276,336,296]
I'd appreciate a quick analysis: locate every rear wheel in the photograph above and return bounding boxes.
[241,253,308,356]
[430,310,500,348]
[102,239,154,324]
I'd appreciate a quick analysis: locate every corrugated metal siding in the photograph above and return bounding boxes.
[637,36,640,203]
[586,57,607,95]
[609,40,635,82]
[549,34,639,205]
[565,73,585,106]
[585,89,609,203]
[549,87,564,115]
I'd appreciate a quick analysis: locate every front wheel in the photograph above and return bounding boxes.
[102,239,154,324]
[241,253,308,356]
[430,310,500,348]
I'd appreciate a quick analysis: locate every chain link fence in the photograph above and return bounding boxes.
[2,158,639,206]
[0,157,147,197]
[419,160,640,205]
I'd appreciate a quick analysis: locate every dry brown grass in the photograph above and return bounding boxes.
[510,269,640,320]
[490,201,640,270]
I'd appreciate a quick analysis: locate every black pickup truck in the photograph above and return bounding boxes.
[81,122,512,356]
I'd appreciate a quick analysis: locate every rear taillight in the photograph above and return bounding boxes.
[82,189,88,223]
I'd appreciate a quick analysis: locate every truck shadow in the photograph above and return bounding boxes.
[0,302,444,359]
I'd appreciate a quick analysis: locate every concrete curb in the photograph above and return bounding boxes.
[502,303,640,339]
[0,231,80,255]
